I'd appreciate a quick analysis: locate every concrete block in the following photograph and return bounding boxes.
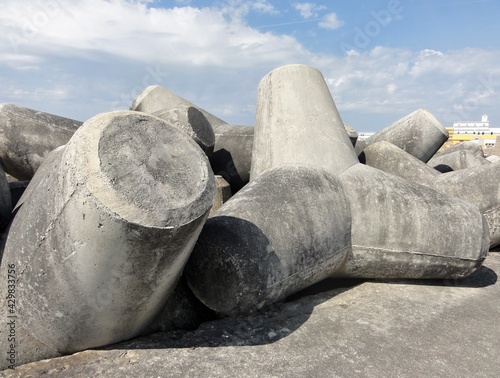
[185,165,352,316]
[440,140,485,157]
[250,64,358,179]
[0,110,215,368]
[428,149,490,172]
[356,109,448,163]
[362,140,440,187]
[362,140,500,248]
[434,165,500,249]
[151,104,215,156]
[0,103,82,179]
[335,163,489,279]
[210,124,254,193]
[209,175,231,216]
[344,123,358,147]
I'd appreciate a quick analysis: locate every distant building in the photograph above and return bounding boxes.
[357,132,375,142]
[446,115,500,149]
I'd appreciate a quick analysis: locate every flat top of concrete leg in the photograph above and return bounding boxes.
[67,110,215,228]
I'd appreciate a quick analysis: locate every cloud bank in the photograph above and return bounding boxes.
[0,0,499,131]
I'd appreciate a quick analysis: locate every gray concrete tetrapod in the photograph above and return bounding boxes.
[186,64,356,316]
[428,149,490,172]
[440,140,485,157]
[0,111,215,368]
[334,163,489,279]
[0,103,82,180]
[151,105,215,156]
[362,140,500,248]
[210,124,254,193]
[130,85,224,156]
[250,64,359,179]
[185,165,351,316]
[355,108,449,163]
[210,122,356,193]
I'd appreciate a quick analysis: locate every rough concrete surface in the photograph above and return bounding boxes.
[356,108,448,163]
[3,253,499,378]
[0,103,82,180]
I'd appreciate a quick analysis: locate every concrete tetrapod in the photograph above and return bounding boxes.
[334,163,489,279]
[0,103,82,180]
[427,149,490,172]
[131,85,226,129]
[210,124,254,194]
[186,64,357,316]
[185,165,351,316]
[0,111,215,369]
[151,105,215,156]
[355,108,449,163]
[362,141,500,248]
[250,64,358,179]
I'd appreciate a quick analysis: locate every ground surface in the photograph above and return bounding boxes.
[2,253,499,378]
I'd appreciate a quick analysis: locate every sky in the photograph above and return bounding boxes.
[1,0,499,132]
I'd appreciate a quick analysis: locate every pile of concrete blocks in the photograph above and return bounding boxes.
[0,64,494,369]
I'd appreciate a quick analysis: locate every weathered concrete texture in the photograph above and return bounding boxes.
[210,124,254,193]
[362,141,439,188]
[210,122,356,193]
[0,111,215,369]
[335,163,489,279]
[185,165,351,316]
[440,140,485,157]
[356,108,448,163]
[131,85,226,132]
[362,141,500,248]
[428,149,490,172]
[209,175,231,216]
[0,167,11,231]
[433,165,500,249]
[5,254,500,378]
[0,103,82,180]
[343,123,358,146]
[250,64,358,179]
[151,105,215,156]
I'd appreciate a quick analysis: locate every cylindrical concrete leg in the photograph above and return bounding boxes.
[0,111,215,368]
[0,103,82,179]
[362,140,439,187]
[152,104,215,156]
[251,64,358,179]
[209,175,232,216]
[428,150,490,172]
[356,109,448,163]
[362,141,500,249]
[210,124,254,193]
[185,165,351,316]
[334,164,489,279]
[433,164,500,249]
[131,85,227,128]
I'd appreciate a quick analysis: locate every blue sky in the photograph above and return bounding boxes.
[1,0,499,132]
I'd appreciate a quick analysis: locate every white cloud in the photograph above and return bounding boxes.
[293,2,326,19]
[318,12,345,30]
[0,1,499,131]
